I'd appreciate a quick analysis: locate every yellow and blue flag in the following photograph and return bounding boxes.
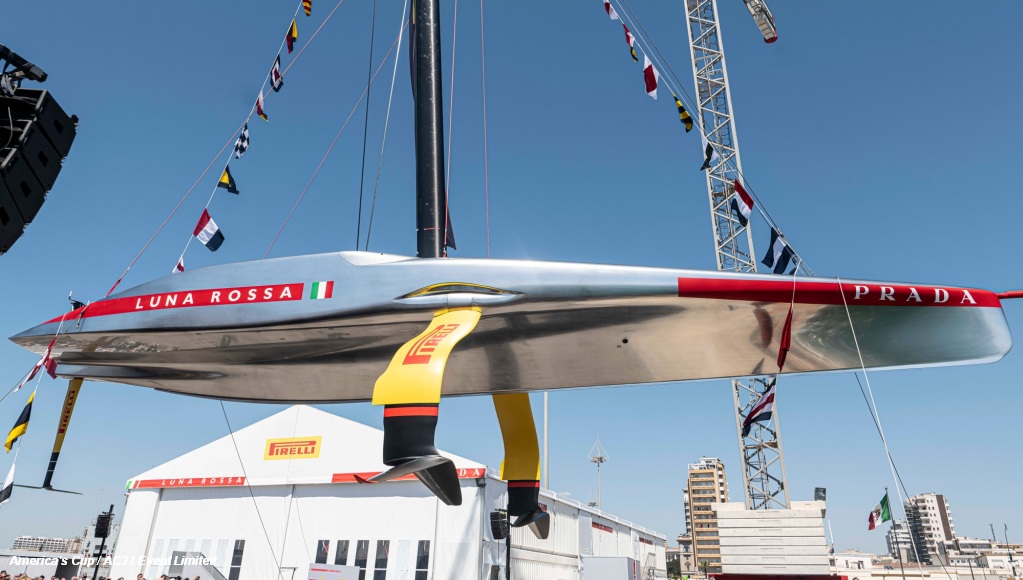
[217,166,239,194]
[5,391,34,453]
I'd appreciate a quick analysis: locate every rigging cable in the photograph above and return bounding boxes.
[364,0,411,251]
[105,0,350,297]
[355,0,378,250]
[611,0,811,272]
[479,0,491,257]
[267,22,409,257]
[442,0,460,254]
[837,277,924,566]
[218,401,287,580]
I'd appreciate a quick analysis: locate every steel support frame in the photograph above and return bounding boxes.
[684,0,790,511]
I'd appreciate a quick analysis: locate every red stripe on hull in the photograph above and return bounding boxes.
[44,283,305,323]
[677,278,999,308]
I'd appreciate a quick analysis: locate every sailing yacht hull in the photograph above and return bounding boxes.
[10,251,1011,402]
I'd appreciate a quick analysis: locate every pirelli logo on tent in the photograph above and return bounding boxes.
[264,436,322,460]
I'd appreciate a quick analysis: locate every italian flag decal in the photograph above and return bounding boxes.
[309,281,334,300]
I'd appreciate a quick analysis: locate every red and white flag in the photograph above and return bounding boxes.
[623,24,638,62]
[256,89,268,122]
[603,0,619,20]
[643,55,658,99]
[16,336,58,392]
[741,379,777,436]
[193,209,225,252]
[173,256,185,274]
[730,180,755,226]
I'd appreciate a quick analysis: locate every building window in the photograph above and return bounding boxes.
[335,540,350,566]
[373,540,390,580]
[354,540,370,580]
[228,540,245,580]
[415,540,431,580]
[316,540,330,564]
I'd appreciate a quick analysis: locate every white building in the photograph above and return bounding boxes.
[10,536,82,553]
[111,406,666,580]
[885,519,914,562]
[712,500,830,575]
[904,493,955,565]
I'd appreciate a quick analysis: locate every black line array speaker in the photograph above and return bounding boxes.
[0,87,77,254]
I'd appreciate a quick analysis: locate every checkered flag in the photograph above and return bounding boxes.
[233,123,249,159]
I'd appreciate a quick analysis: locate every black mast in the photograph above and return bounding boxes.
[413,0,447,258]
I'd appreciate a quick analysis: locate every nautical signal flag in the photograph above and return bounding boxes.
[234,123,249,158]
[673,93,693,132]
[868,492,892,530]
[286,19,299,53]
[761,228,794,274]
[642,55,658,99]
[604,0,619,20]
[730,179,754,226]
[173,257,184,274]
[700,135,719,170]
[0,462,12,505]
[623,24,638,62]
[5,391,34,453]
[193,209,225,252]
[303,0,312,16]
[218,166,239,194]
[256,89,268,122]
[741,379,776,437]
[271,54,284,93]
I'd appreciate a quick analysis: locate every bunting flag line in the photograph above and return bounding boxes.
[173,257,184,274]
[730,179,754,226]
[604,0,619,20]
[700,135,719,170]
[256,89,268,122]
[623,24,638,62]
[193,209,225,252]
[233,123,249,158]
[217,166,240,195]
[673,93,694,132]
[286,19,299,53]
[0,462,12,505]
[303,0,312,16]
[868,492,892,530]
[5,391,34,453]
[777,303,793,371]
[642,55,658,99]
[270,54,284,93]
[761,228,794,274]
[741,379,776,437]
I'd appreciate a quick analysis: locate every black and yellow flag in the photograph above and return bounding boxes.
[217,166,239,194]
[5,391,34,453]
[673,93,694,132]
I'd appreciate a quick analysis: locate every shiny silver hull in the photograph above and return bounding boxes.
[10,251,1012,403]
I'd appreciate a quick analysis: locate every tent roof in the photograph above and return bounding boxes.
[127,405,487,489]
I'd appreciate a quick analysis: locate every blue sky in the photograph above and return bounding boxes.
[1,0,1021,554]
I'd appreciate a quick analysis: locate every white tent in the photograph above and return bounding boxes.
[112,406,666,580]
